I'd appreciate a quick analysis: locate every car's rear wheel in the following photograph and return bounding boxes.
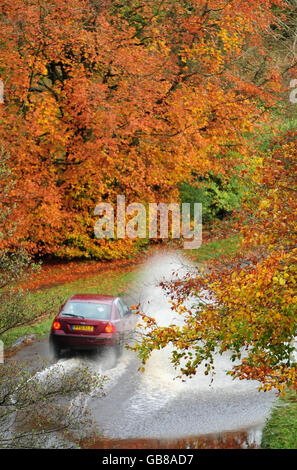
[49,336,62,360]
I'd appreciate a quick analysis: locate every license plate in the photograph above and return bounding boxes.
[72,325,94,332]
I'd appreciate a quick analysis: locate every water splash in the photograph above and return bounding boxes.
[89,252,277,441]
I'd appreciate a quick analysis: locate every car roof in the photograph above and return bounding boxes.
[67,294,116,304]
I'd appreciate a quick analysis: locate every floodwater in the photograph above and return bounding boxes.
[11,251,277,448]
[86,252,276,447]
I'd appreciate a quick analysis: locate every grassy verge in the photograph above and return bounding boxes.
[2,267,140,349]
[187,234,242,263]
[261,390,297,449]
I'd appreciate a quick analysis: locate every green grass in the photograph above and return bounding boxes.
[2,268,140,348]
[187,235,242,263]
[262,390,297,449]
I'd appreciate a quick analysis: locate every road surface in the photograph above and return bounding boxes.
[11,252,277,446]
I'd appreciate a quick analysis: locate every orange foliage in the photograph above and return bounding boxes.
[0,0,285,258]
[134,128,297,391]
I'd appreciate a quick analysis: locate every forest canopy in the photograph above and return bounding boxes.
[0,0,293,258]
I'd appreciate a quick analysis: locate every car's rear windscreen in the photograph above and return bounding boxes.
[62,301,112,320]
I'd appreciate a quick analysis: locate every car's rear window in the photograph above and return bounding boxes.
[61,301,112,320]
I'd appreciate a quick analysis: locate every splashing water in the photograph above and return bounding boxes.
[89,251,277,441]
[17,251,277,445]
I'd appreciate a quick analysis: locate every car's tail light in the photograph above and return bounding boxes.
[53,321,61,330]
[105,322,115,333]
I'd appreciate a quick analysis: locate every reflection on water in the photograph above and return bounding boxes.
[84,428,261,449]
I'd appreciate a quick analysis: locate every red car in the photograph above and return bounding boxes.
[49,294,134,359]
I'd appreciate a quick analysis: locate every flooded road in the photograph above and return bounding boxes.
[11,252,277,448]
[84,430,261,449]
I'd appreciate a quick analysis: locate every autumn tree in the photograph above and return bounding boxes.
[133,126,297,393]
[0,148,67,335]
[0,0,287,258]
